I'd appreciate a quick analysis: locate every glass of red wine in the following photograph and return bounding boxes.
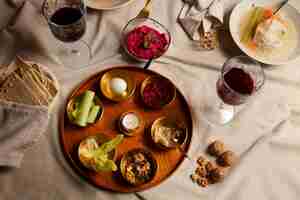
[203,56,265,125]
[42,0,91,68]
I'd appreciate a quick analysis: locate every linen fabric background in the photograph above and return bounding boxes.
[1,0,300,200]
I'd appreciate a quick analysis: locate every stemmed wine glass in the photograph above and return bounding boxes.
[203,56,265,125]
[42,0,91,68]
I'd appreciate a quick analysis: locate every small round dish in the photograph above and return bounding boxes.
[140,76,176,109]
[118,111,142,136]
[100,69,136,102]
[86,0,136,10]
[120,148,157,186]
[229,0,300,65]
[121,17,171,62]
[78,135,117,171]
[66,94,103,126]
[151,117,187,149]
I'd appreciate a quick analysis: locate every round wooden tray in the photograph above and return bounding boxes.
[59,66,193,192]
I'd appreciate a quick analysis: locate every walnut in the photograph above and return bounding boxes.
[197,156,208,166]
[207,140,225,157]
[195,165,207,177]
[190,173,200,183]
[205,161,216,173]
[197,177,209,187]
[217,151,237,167]
[208,168,225,184]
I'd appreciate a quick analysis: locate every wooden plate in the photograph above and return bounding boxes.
[86,0,136,10]
[59,66,193,192]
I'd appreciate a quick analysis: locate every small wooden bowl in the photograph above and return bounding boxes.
[151,117,187,149]
[140,76,176,109]
[100,69,136,102]
[120,148,157,186]
[66,94,103,126]
[78,135,117,171]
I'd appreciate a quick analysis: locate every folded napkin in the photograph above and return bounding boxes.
[0,57,59,167]
[178,0,225,40]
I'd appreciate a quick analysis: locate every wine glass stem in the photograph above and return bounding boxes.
[218,101,235,124]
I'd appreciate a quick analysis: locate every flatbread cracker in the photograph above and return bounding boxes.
[0,72,41,105]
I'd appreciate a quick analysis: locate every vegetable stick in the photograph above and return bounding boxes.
[75,90,95,127]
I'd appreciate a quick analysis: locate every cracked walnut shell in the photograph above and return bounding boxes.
[207,140,225,157]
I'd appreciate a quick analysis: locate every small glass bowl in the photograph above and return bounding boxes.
[140,76,176,109]
[100,69,136,102]
[121,17,171,62]
[150,117,187,149]
[118,111,143,137]
[78,135,117,171]
[120,148,157,186]
[66,94,103,126]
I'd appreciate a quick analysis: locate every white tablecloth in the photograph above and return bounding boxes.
[1,0,300,199]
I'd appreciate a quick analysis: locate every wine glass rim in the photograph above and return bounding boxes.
[42,0,86,28]
[221,55,266,96]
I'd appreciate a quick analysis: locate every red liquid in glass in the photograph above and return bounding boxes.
[50,7,86,42]
[217,68,254,105]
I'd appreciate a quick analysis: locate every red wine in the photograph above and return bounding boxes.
[217,68,254,105]
[51,7,83,26]
[224,68,254,94]
[49,7,86,42]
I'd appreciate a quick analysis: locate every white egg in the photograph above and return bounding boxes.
[110,77,127,95]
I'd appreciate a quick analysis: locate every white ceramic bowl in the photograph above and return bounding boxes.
[86,0,135,10]
[229,0,300,65]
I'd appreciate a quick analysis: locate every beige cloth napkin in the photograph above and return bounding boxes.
[0,57,59,168]
[0,100,49,168]
[179,0,225,40]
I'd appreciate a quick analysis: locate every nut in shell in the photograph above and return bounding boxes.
[207,140,225,157]
[217,150,237,167]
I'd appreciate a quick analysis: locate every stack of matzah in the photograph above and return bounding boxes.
[0,57,58,106]
[0,57,59,168]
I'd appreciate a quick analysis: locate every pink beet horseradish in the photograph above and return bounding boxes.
[125,25,170,60]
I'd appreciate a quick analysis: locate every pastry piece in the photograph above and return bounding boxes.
[217,151,237,167]
[207,140,225,157]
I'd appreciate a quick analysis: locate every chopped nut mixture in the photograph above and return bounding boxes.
[190,140,238,188]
